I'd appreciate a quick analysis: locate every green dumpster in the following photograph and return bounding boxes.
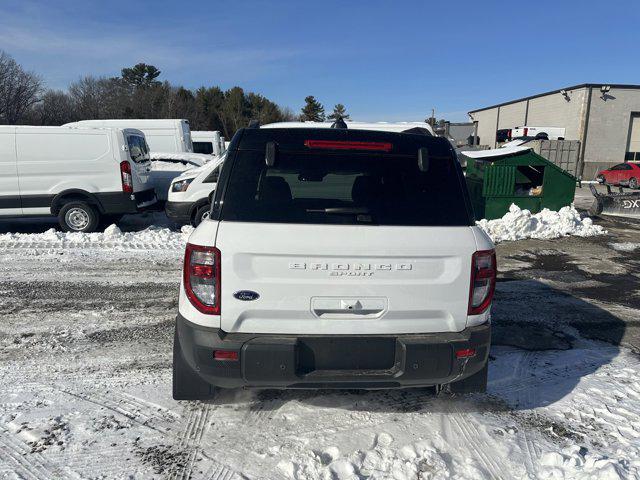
[464,148,576,220]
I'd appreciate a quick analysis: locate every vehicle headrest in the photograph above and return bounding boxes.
[259,176,292,203]
[351,176,378,205]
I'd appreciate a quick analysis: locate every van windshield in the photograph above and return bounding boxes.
[220,151,472,226]
[127,135,150,163]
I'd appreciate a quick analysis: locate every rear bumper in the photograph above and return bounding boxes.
[165,201,193,225]
[96,189,158,214]
[176,314,491,389]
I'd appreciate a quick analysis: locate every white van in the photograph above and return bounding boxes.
[0,126,156,232]
[165,154,224,226]
[64,119,193,153]
[191,131,226,156]
[149,152,214,202]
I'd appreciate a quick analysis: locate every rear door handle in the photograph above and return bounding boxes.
[310,297,387,319]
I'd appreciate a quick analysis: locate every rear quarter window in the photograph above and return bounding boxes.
[193,141,214,155]
[219,150,472,226]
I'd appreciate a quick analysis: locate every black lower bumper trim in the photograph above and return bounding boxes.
[165,201,193,224]
[95,189,157,214]
[176,314,491,389]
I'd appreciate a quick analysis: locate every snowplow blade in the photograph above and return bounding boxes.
[589,184,640,218]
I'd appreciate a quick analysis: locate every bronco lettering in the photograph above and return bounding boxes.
[289,262,414,274]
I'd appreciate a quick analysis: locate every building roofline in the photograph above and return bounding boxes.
[468,83,640,115]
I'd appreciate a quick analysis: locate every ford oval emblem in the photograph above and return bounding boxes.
[233,290,260,301]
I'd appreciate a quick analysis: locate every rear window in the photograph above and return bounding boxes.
[219,151,471,226]
[127,135,150,163]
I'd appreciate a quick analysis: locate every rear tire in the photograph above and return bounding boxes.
[446,363,488,394]
[192,204,211,227]
[630,177,638,189]
[58,202,100,233]
[173,326,217,400]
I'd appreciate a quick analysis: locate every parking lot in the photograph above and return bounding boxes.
[0,186,637,479]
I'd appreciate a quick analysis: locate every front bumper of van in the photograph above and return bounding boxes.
[165,201,192,225]
[175,314,490,389]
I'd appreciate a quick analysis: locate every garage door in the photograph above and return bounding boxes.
[626,114,640,161]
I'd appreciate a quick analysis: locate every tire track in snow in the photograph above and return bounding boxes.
[514,351,540,408]
[491,349,603,405]
[515,352,543,480]
[443,408,508,480]
[491,351,547,479]
[169,403,241,480]
[0,429,76,480]
[171,403,212,480]
[61,390,241,479]
[243,396,288,427]
[202,462,246,480]
[60,389,176,435]
[518,428,541,480]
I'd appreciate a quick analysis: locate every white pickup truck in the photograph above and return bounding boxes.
[510,126,566,140]
[173,125,495,399]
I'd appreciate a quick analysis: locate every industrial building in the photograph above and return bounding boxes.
[468,84,640,179]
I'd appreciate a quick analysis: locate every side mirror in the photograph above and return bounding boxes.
[265,141,277,167]
[418,147,430,172]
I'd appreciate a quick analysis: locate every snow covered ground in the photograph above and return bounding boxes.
[1,209,639,479]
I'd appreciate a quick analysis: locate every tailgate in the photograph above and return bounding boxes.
[216,223,476,335]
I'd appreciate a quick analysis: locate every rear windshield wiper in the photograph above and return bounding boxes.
[305,207,370,214]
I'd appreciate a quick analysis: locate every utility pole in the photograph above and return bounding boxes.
[426,108,436,128]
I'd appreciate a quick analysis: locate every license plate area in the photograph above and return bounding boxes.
[297,337,397,375]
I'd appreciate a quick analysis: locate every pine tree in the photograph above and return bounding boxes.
[121,63,161,88]
[300,96,325,122]
[328,103,349,120]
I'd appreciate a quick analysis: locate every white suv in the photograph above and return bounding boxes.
[173,126,495,399]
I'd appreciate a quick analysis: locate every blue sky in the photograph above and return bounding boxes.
[1,0,638,121]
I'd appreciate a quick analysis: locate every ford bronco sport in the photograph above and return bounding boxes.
[173,126,495,400]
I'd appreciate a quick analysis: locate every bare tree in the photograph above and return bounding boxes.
[68,76,130,119]
[0,51,43,124]
[1,55,293,132]
[23,90,77,125]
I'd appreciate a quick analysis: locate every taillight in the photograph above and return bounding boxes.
[183,244,220,315]
[120,161,133,193]
[507,129,512,140]
[468,250,496,315]
[304,140,393,152]
[523,127,528,137]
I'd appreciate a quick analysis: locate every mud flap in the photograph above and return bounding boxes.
[589,184,640,219]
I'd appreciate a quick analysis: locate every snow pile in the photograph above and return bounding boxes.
[477,204,606,243]
[149,161,194,172]
[538,447,625,480]
[150,151,214,164]
[278,432,484,480]
[0,224,194,251]
[609,242,640,252]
